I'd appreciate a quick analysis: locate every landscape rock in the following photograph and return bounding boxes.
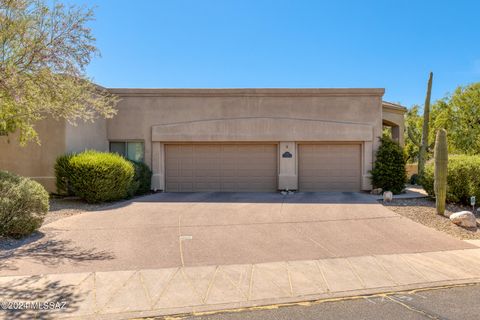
[371,188,383,195]
[383,191,393,202]
[450,211,477,229]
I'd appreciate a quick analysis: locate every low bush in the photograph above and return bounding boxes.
[421,155,480,204]
[129,160,152,196]
[66,151,135,203]
[54,153,74,196]
[370,137,407,194]
[0,171,49,239]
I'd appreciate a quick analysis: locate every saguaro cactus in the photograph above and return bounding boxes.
[434,129,448,215]
[418,72,433,177]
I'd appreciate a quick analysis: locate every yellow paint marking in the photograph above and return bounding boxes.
[157,283,479,319]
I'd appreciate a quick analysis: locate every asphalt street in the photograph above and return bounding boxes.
[159,283,480,320]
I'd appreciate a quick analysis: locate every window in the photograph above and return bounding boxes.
[109,141,144,162]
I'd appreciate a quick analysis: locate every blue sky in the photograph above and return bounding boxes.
[70,0,479,107]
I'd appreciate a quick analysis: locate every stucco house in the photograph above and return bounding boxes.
[0,88,406,193]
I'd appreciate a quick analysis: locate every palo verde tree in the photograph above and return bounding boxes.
[0,0,117,144]
[432,83,480,155]
[405,81,480,163]
[404,105,423,163]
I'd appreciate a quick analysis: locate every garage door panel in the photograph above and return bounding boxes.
[299,144,361,192]
[305,170,359,177]
[165,144,277,192]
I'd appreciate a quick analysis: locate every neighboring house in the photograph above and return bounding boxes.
[0,88,406,193]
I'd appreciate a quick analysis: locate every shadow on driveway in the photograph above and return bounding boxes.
[0,274,86,320]
[0,232,114,272]
[131,191,378,204]
[47,192,378,215]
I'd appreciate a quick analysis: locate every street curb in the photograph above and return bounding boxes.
[60,277,480,320]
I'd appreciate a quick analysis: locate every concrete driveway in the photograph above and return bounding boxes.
[1,192,473,277]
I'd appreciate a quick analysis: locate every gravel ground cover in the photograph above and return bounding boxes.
[383,198,480,240]
[44,196,112,225]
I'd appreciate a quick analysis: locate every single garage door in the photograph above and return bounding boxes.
[298,144,361,192]
[165,144,277,192]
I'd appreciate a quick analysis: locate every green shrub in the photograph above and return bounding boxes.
[129,161,152,196]
[370,137,407,194]
[0,171,49,239]
[421,155,480,204]
[67,151,134,203]
[54,153,74,196]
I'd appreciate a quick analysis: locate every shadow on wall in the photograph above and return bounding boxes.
[0,232,115,272]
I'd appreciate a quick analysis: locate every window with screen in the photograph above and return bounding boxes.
[109,141,144,162]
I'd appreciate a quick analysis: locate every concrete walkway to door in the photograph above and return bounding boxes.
[1,192,479,319]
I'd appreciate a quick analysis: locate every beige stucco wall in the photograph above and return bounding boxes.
[0,117,109,193]
[65,118,108,153]
[0,118,67,192]
[0,89,406,193]
[107,88,385,191]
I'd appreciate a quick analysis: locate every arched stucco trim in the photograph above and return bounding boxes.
[151,117,374,142]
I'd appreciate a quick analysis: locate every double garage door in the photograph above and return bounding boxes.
[165,143,361,192]
[165,144,278,192]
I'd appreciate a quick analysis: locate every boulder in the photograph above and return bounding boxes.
[450,211,477,228]
[371,188,383,195]
[383,191,393,202]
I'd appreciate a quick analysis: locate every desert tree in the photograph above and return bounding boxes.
[0,0,117,144]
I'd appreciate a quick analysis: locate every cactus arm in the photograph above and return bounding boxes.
[407,126,421,147]
[418,72,433,177]
[434,129,448,215]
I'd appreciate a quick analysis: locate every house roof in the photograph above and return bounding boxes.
[382,101,407,113]
[107,88,385,97]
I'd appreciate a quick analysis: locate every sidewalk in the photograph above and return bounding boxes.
[2,247,480,320]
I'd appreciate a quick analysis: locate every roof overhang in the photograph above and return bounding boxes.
[107,88,385,97]
[382,101,407,114]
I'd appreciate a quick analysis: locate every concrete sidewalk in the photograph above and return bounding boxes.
[2,248,480,320]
